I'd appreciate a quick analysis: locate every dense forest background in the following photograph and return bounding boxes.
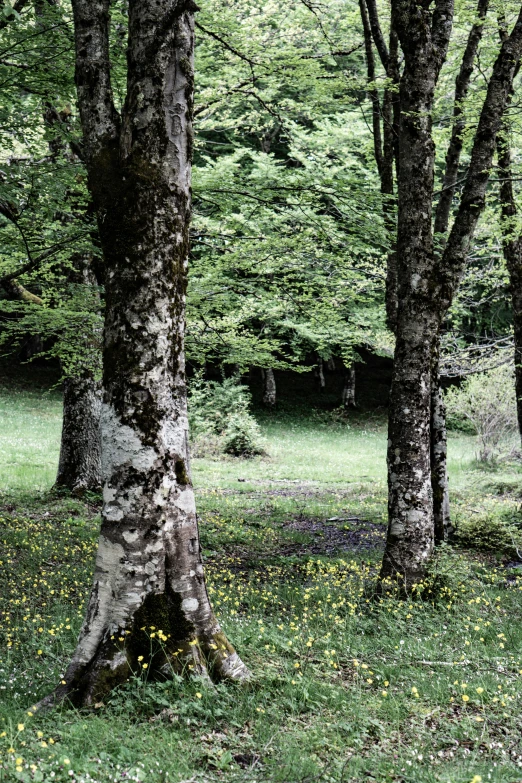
[2,1,522,782]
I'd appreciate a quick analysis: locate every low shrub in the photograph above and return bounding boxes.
[445,365,518,462]
[188,375,266,458]
[454,509,522,556]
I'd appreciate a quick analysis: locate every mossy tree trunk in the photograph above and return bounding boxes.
[381,3,522,587]
[42,0,249,708]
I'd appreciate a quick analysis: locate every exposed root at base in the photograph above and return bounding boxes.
[35,631,251,711]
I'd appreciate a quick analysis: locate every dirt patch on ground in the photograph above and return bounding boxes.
[280,516,385,556]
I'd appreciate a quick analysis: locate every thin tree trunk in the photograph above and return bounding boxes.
[342,365,356,409]
[431,0,488,542]
[359,0,399,331]
[431,343,452,543]
[262,368,277,407]
[316,357,326,390]
[497,125,522,445]
[40,0,249,709]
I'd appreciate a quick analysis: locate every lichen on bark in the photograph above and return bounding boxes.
[39,0,249,709]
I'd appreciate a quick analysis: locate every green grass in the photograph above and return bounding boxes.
[1,390,522,782]
[0,388,61,493]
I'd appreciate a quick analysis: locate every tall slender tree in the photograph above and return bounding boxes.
[359,0,489,547]
[381,3,522,586]
[40,0,250,707]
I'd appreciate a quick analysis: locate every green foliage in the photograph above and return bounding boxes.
[455,508,522,555]
[445,365,519,462]
[188,375,265,457]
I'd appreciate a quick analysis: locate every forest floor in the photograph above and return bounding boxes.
[1,385,522,783]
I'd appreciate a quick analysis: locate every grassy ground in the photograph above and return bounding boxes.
[1,388,522,783]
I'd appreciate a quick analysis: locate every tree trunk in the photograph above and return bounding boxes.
[431,343,452,543]
[40,0,249,709]
[497,127,522,445]
[55,375,102,494]
[55,258,103,494]
[359,0,399,331]
[380,0,454,586]
[342,365,356,409]
[2,269,103,494]
[262,368,277,407]
[316,357,326,390]
[381,3,522,586]
[430,0,489,535]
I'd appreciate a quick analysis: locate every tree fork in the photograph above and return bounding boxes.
[381,0,522,586]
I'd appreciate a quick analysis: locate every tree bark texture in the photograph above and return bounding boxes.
[497,126,522,445]
[431,342,452,543]
[262,368,277,407]
[381,2,522,586]
[380,0,454,586]
[55,375,102,494]
[431,0,487,542]
[42,0,249,708]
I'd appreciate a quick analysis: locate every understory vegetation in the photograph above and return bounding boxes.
[1,386,522,783]
[188,376,265,458]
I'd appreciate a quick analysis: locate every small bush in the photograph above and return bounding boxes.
[454,510,522,556]
[188,375,265,458]
[445,365,518,462]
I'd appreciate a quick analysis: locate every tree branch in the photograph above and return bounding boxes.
[439,5,522,310]
[0,233,88,285]
[434,0,489,237]
[70,0,120,162]
[365,0,389,68]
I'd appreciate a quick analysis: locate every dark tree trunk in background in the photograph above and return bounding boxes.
[497,126,522,445]
[342,366,356,409]
[381,3,522,586]
[41,0,249,709]
[315,357,326,390]
[262,368,277,407]
[55,259,103,494]
[55,375,102,493]
[2,266,102,497]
